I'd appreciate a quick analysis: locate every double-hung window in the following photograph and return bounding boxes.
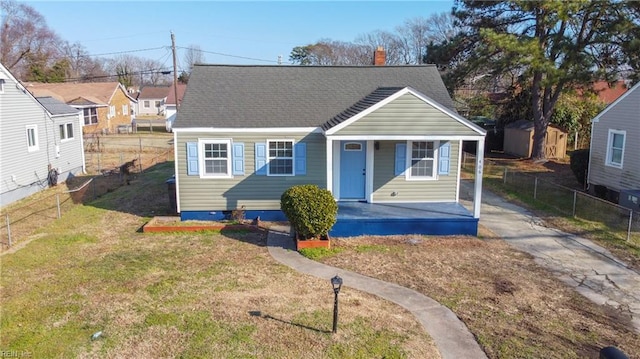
[606,129,625,168]
[26,125,38,152]
[59,123,74,141]
[83,108,98,125]
[408,141,436,179]
[268,140,294,176]
[200,139,231,177]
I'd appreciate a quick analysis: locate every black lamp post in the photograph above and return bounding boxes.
[331,275,343,333]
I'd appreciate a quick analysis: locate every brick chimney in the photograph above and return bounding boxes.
[373,46,386,66]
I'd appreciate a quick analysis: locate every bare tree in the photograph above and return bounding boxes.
[289,40,371,66]
[290,12,458,66]
[395,13,457,65]
[183,45,205,70]
[396,17,431,64]
[1,0,63,79]
[355,30,407,64]
[106,55,170,87]
[60,41,108,82]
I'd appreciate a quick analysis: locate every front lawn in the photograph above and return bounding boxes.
[313,232,640,358]
[0,169,435,358]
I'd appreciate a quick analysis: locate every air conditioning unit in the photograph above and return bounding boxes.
[619,189,640,212]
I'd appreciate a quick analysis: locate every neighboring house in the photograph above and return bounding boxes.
[26,82,137,135]
[0,63,85,206]
[172,64,487,236]
[587,81,640,210]
[591,80,628,105]
[165,83,187,119]
[137,86,170,116]
[165,83,187,132]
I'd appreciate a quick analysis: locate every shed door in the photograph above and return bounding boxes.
[545,131,558,158]
[340,141,366,199]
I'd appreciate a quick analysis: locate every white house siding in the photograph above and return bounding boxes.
[334,93,479,137]
[589,85,640,193]
[0,72,84,206]
[165,105,176,119]
[175,131,326,212]
[372,140,459,202]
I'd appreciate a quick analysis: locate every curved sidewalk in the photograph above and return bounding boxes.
[267,225,487,359]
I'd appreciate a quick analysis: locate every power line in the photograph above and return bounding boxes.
[60,67,174,83]
[79,46,168,58]
[177,46,281,64]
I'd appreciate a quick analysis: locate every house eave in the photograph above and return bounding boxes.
[172,127,323,134]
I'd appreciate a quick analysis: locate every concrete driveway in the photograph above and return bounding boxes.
[470,185,640,332]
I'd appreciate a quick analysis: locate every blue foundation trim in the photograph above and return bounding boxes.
[180,210,287,222]
[329,217,478,237]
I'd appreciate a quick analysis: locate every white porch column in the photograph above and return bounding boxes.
[326,137,333,194]
[473,137,485,218]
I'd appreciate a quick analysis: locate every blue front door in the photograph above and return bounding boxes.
[340,141,366,199]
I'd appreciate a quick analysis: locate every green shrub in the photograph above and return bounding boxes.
[569,149,589,186]
[280,185,338,239]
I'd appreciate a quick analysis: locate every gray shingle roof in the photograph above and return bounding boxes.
[176,65,454,129]
[36,97,80,115]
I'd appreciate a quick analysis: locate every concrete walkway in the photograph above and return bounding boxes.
[267,225,487,359]
[476,188,640,332]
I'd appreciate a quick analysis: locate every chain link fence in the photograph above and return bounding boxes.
[1,135,174,252]
[462,152,639,246]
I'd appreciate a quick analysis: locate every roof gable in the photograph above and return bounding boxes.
[176,65,456,129]
[0,63,66,117]
[325,87,485,136]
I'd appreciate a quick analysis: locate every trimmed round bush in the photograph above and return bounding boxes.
[281,185,338,239]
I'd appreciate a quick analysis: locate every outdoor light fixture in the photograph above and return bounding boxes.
[331,275,343,333]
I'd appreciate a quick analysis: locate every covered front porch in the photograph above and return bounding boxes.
[329,201,478,237]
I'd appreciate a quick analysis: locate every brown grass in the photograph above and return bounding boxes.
[316,229,640,358]
[1,154,438,358]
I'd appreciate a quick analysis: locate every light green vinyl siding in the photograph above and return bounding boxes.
[176,132,326,211]
[335,93,478,136]
[372,140,458,202]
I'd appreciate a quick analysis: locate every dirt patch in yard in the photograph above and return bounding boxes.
[317,227,640,358]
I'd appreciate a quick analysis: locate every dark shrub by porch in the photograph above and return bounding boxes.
[281,185,338,239]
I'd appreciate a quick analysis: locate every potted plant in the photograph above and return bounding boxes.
[281,184,338,250]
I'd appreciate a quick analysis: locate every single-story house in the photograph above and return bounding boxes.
[172,63,486,236]
[504,120,568,159]
[26,82,137,134]
[137,86,170,116]
[1,63,85,206]
[588,81,640,210]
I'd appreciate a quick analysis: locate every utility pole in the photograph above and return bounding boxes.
[171,31,179,112]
